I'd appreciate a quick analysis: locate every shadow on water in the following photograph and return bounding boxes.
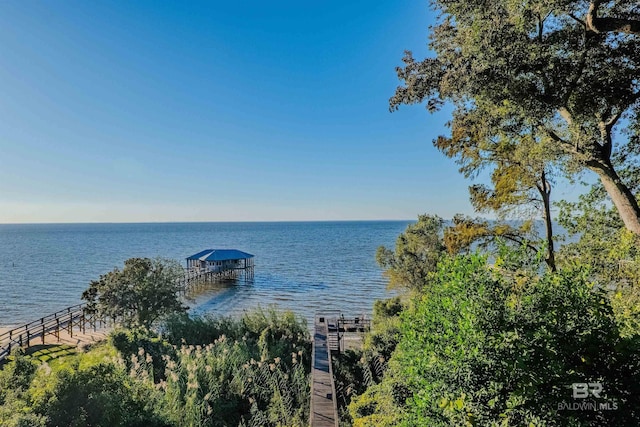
[187,277,253,317]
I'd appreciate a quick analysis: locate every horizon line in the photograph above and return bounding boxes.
[0,218,418,226]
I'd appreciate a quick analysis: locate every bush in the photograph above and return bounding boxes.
[35,363,164,427]
[110,328,175,383]
[0,309,312,427]
[350,254,640,426]
[151,309,311,426]
[373,297,404,318]
[0,351,44,427]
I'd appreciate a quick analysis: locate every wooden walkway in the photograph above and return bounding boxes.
[310,314,339,427]
[0,268,241,362]
[0,304,109,362]
[0,261,260,364]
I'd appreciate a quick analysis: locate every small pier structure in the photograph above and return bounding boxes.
[181,249,254,292]
[310,312,371,427]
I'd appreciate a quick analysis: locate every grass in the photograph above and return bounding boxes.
[27,344,77,362]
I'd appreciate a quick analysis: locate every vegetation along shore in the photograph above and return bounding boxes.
[2,0,640,426]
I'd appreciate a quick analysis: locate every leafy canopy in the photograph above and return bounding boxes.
[351,251,640,426]
[391,0,640,234]
[82,257,186,329]
[376,215,446,291]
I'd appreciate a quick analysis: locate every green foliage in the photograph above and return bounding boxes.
[35,363,164,427]
[333,349,366,426]
[376,214,446,291]
[0,309,311,427]
[348,380,404,427]
[373,296,404,318]
[334,297,407,426]
[82,257,186,329]
[557,185,640,336]
[0,349,38,394]
[0,344,161,427]
[351,253,640,426]
[163,307,309,362]
[391,0,640,234]
[142,309,311,427]
[0,350,45,427]
[161,313,245,346]
[430,93,560,269]
[110,328,176,383]
[556,182,623,250]
[366,297,406,372]
[444,214,541,257]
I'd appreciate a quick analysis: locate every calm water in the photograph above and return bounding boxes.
[0,221,410,328]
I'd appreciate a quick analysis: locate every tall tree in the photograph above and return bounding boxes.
[82,257,186,329]
[434,100,560,270]
[390,0,640,234]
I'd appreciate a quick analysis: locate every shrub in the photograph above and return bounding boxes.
[0,309,311,426]
[351,254,640,426]
[110,328,175,382]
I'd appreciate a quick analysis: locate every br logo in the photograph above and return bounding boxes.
[572,383,602,399]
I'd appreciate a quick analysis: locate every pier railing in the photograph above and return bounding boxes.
[0,266,256,362]
[0,268,222,362]
[0,304,106,362]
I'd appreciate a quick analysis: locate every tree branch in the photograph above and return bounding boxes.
[598,119,613,160]
[541,124,584,157]
[586,0,640,35]
[563,35,589,106]
[538,14,544,42]
[541,125,570,146]
[569,14,586,27]
[605,110,623,129]
[499,233,541,255]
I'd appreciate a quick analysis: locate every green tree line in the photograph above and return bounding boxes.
[335,2,640,425]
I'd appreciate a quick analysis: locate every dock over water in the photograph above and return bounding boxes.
[181,249,255,292]
[310,315,339,427]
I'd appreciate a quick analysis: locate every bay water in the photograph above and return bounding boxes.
[0,221,410,328]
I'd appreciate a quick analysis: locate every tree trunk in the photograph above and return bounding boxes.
[538,171,556,272]
[588,161,640,235]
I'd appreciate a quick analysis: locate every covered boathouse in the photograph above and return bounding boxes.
[186,249,255,275]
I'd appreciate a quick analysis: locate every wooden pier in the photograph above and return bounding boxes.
[178,267,251,293]
[181,249,255,293]
[0,304,109,363]
[310,312,371,426]
[310,314,339,427]
[0,253,255,362]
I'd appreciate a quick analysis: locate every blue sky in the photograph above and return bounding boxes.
[0,1,576,223]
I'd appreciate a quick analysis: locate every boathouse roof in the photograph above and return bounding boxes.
[187,249,254,262]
